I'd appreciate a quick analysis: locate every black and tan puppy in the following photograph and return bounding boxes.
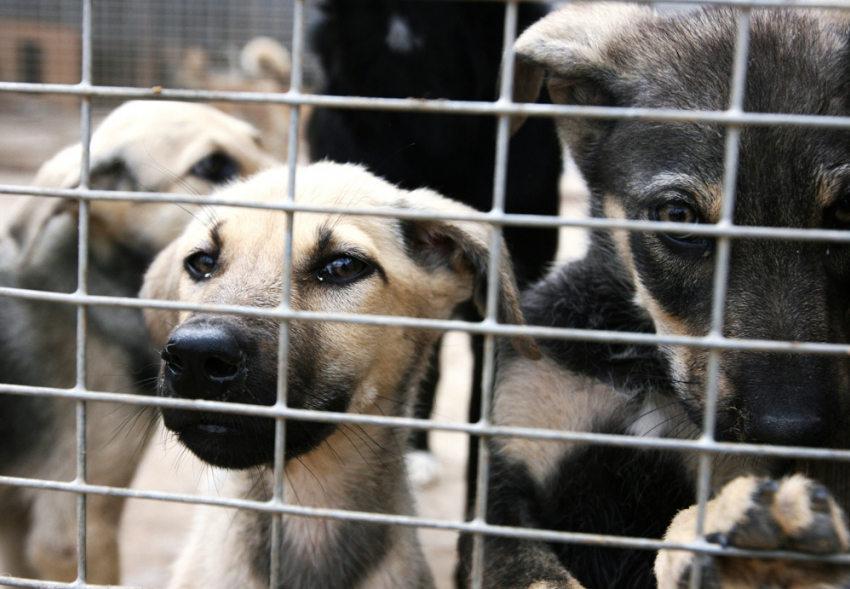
[0,101,274,585]
[140,162,539,589]
[461,4,850,588]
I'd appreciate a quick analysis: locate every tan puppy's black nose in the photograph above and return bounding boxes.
[162,322,245,399]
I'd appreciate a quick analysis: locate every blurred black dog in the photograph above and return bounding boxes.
[308,0,561,499]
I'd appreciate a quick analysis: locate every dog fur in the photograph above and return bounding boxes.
[178,38,296,162]
[307,0,562,497]
[139,162,539,589]
[0,100,275,584]
[460,5,850,588]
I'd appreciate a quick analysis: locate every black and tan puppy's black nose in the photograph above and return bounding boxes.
[161,322,245,399]
[745,411,831,448]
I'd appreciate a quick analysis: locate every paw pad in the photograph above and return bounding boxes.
[657,475,850,589]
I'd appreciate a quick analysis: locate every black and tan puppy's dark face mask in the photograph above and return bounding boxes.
[512,3,850,448]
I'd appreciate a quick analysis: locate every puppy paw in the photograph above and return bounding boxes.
[656,475,850,589]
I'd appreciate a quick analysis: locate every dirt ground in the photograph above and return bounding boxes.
[0,99,588,588]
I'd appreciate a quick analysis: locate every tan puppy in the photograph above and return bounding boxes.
[0,100,275,585]
[141,162,539,589]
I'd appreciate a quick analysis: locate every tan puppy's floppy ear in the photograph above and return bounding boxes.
[400,190,541,360]
[139,239,183,348]
[510,57,546,135]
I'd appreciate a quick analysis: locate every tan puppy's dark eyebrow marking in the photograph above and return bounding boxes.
[316,225,334,256]
[210,220,225,251]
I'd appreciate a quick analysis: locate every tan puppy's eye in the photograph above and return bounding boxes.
[184,251,218,280]
[316,256,372,285]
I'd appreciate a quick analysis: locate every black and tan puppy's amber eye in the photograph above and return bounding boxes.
[832,196,850,228]
[654,200,702,239]
[655,201,698,226]
[316,256,372,285]
[184,251,218,280]
[652,198,713,256]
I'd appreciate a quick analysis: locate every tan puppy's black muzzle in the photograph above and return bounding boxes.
[162,321,247,400]
[158,318,276,470]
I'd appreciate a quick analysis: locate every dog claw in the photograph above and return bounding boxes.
[810,485,831,511]
[661,476,850,588]
[677,556,723,589]
[705,532,728,547]
[756,479,779,503]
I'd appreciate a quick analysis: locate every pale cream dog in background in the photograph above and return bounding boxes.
[0,100,276,585]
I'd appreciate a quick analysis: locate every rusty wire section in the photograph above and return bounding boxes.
[2,0,850,588]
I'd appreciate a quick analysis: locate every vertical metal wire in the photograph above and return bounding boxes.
[688,9,751,589]
[269,224,293,589]
[269,1,306,586]
[2,2,845,589]
[74,0,94,583]
[470,2,519,588]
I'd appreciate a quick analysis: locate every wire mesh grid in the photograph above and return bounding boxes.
[2,0,850,588]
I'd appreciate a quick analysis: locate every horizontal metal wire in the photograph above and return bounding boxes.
[1,285,849,356]
[5,184,850,244]
[5,1,850,587]
[1,473,849,566]
[0,577,132,589]
[408,0,850,7]
[2,380,850,462]
[4,82,850,130]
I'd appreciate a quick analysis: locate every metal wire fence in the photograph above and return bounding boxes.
[2,0,850,588]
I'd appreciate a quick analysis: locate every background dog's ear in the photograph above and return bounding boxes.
[511,2,656,156]
[6,197,74,257]
[139,239,183,347]
[32,143,142,192]
[9,145,143,254]
[400,190,541,360]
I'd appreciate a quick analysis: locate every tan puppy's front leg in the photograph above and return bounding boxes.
[657,475,850,589]
[26,490,121,585]
[0,506,37,581]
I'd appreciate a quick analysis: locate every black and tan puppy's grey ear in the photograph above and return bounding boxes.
[511,2,656,154]
[400,190,541,360]
[139,239,183,348]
